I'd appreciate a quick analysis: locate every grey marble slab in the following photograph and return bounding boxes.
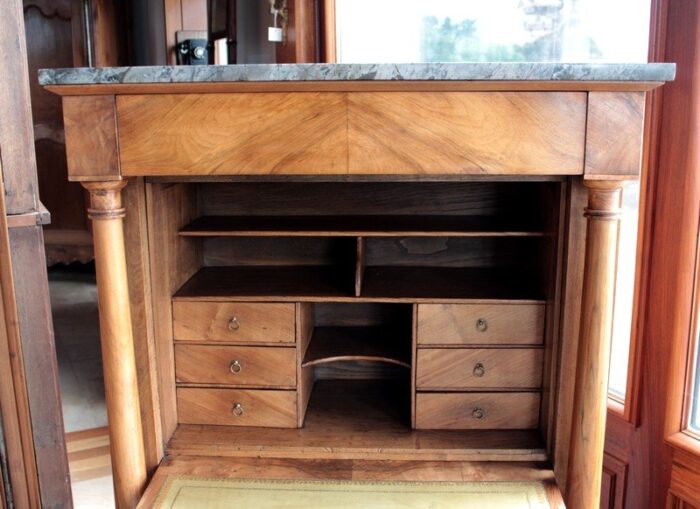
[39,63,675,85]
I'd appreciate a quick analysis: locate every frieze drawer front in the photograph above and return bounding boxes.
[116,92,586,176]
[175,344,296,387]
[173,301,296,343]
[416,348,543,390]
[177,388,298,428]
[416,303,545,345]
[415,392,540,430]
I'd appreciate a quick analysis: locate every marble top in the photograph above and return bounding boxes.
[39,63,675,86]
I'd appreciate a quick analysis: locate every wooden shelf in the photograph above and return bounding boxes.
[179,215,544,237]
[167,380,547,462]
[302,327,411,368]
[174,266,354,300]
[174,266,544,303]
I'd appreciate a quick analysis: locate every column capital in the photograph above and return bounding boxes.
[82,180,129,220]
[583,180,624,220]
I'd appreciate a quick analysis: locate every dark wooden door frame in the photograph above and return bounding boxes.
[0,0,72,506]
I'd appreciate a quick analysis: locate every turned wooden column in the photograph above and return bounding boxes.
[83,180,146,508]
[566,180,624,508]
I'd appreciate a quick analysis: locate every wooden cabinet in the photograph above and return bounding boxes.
[42,64,672,508]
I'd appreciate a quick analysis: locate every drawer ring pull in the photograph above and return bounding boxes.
[232,403,244,416]
[475,318,488,332]
[472,407,485,420]
[229,360,242,374]
[228,317,240,331]
[473,362,486,377]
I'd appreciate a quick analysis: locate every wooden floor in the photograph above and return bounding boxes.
[66,426,111,482]
[167,380,547,462]
[139,456,565,508]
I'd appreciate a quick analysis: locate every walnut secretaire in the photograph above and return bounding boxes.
[40,62,675,508]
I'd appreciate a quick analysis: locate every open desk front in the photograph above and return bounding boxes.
[41,62,675,509]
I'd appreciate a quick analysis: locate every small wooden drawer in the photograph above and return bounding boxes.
[177,388,297,428]
[415,392,540,430]
[416,304,544,345]
[173,301,295,343]
[175,344,296,387]
[416,348,543,389]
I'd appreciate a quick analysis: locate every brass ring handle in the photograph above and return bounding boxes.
[475,318,488,332]
[229,360,242,374]
[472,407,485,420]
[232,403,244,416]
[228,317,240,331]
[473,362,486,377]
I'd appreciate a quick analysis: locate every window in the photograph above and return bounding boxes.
[335,0,650,64]
[609,182,641,402]
[690,338,700,433]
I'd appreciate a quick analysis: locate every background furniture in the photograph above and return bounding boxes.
[0,1,71,506]
[23,0,128,265]
[41,62,673,508]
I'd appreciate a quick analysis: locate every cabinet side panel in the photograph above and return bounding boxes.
[123,177,163,473]
[584,92,646,179]
[63,95,120,180]
[146,183,199,442]
[552,179,588,494]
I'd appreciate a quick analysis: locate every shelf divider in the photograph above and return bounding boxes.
[355,237,366,297]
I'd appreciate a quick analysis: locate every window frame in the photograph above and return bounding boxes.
[677,226,700,442]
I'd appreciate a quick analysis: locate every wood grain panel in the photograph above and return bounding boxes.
[123,178,162,473]
[585,92,646,179]
[173,301,296,343]
[175,344,296,387]
[177,388,297,428]
[668,448,700,509]
[145,182,200,443]
[552,180,587,494]
[63,95,120,180]
[348,92,586,175]
[117,93,347,175]
[416,304,545,345]
[415,392,540,430]
[416,348,543,389]
[600,453,628,509]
